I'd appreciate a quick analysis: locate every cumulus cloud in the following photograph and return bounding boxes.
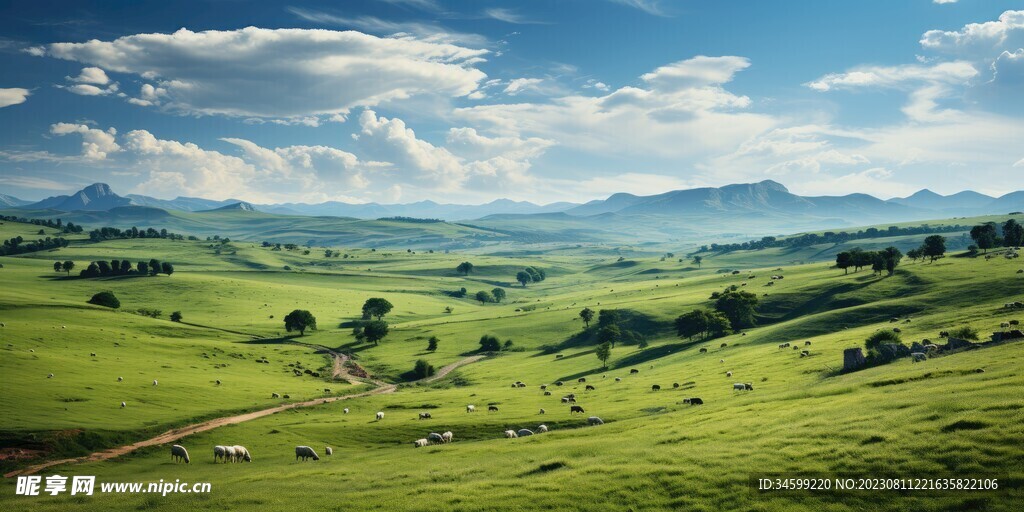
[36,27,489,122]
[920,10,1024,56]
[0,88,30,108]
[805,61,978,91]
[68,67,109,85]
[49,122,120,160]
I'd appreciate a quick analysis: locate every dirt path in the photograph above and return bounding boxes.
[4,355,484,478]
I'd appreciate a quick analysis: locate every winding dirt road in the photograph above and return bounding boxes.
[3,354,484,478]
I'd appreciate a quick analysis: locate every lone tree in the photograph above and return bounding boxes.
[427,336,439,352]
[970,223,998,253]
[579,307,595,328]
[475,290,494,304]
[692,255,703,268]
[170,311,183,322]
[516,271,532,287]
[413,359,435,379]
[714,290,759,329]
[362,298,394,320]
[479,334,501,352]
[362,320,390,345]
[88,291,120,309]
[284,309,317,336]
[597,324,621,348]
[865,330,902,350]
[921,235,947,262]
[596,341,612,369]
[491,288,506,303]
[456,261,474,275]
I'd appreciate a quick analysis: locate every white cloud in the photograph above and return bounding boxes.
[68,67,110,85]
[920,10,1024,55]
[608,0,668,17]
[445,127,554,161]
[789,167,918,199]
[483,8,542,24]
[0,88,30,108]
[933,0,958,4]
[640,55,750,90]
[49,122,120,160]
[36,27,489,122]
[504,78,545,95]
[287,7,487,47]
[1014,158,1024,168]
[805,61,978,91]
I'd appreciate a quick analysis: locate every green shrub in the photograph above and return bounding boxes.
[87,291,120,309]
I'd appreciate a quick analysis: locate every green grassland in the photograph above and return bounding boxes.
[1,216,1023,511]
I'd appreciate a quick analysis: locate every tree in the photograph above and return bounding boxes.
[692,255,703,268]
[137,261,149,275]
[479,334,501,352]
[865,330,901,350]
[596,341,612,369]
[491,288,506,303]
[835,252,853,274]
[284,309,317,336]
[906,248,923,262]
[714,290,759,329]
[881,246,902,276]
[503,339,515,351]
[120,260,131,274]
[427,336,439,352]
[148,259,161,276]
[413,359,435,379]
[948,325,979,340]
[96,260,112,276]
[361,298,394,320]
[1003,219,1024,247]
[516,271,532,287]
[675,309,731,340]
[456,261,474,275]
[54,261,62,273]
[705,310,732,338]
[524,267,542,283]
[970,223,998,253]
[921,235,947,262]
[597,324,621,348]
[597,309,620,328]
[871,255,885,276]
[161,262,174,276]
[579,307,595,328]
[88,291,120,309]
[362,320,389,345]
[475,290,494,304]
[170,311,183,322]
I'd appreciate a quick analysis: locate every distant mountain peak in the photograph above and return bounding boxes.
[205,201,257,212]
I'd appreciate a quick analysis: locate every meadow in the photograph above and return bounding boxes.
[1,216,1022,511]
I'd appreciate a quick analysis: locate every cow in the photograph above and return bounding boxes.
[570,405,585,414]
[687,398,703,406]
[699,348,708,353]
[578,377,587,383]
[911,352,927,363]
[418,412,432,420]
[585,385,596,391]
[630,369,639,374]
[488,405,499,412]
[651,384,661,391]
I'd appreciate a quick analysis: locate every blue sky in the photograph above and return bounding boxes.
[1,0,1022,205]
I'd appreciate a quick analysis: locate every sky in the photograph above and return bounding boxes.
[0,0,1022,205]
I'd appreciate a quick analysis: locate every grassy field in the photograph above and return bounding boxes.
[1,216,1023,511]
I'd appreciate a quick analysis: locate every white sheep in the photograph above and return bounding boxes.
[47,373,54,378]
[414,439,429,448]
[224,445,237,462]
[726,371,732,377]
[441,431,453,443]
[170,444,190,463]
[214,445,226,462]
[232,445,251,462]
[504,430,518,439]
[588,416,604,426]
[466,405,476,413]
[271,393,280,398]
[295,446,320,461]
[121,401,126,408]
[537,425,549,433]
[117,377,123,382]
[153,379,158,386]
[325,447,333,456]
[376,411,385,420]
[343,408,349,414]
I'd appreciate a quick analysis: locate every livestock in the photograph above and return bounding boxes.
[419,412,432,420]
[570,405,585,414]
[911,352,927,362]
[232,445,252,462]
[323,388,330,393]
[630,369,639,374]
[343,408,349,414]
[224,446,237,462]
[726,371,732,377]
[295,446,320,461]
[414,439,429,448]
[733,383,754,391]
[376,411,385,420]
[804,341,812,346]
[504,430,518,439]
[325,447,333,456]
[544,391,552,396]
[615,377,622,382]
[1001,322,1011,329]
[518,429,534,437]
[578,377,587,383]
[800,351,809,357]
[538,424,548,433]
[673,383,679,388]
[699,348,708,353]
[117,377,123,382]
[540,385,547,390]
[585,385,596,391]
[466,405,476,413]
[720,343,728,348]
[272,393,280,398]
[121,401,126,408]
[170,445,190,464]
[561,397,571,404]
[587,416,604,426]
[427,433,444,444]
[893,328,902,333]
[539,408,546,415]
[651,384,661,391]
[153,380,158,386]
[283,394,290,399]
[720,359,726,363]
[47,373,54,378]
[488,405,499,412]
[442,431,453,443]
[90,353,97,357]
[685,398,704,405]
[555,381,564,386]
[214,445,226,462]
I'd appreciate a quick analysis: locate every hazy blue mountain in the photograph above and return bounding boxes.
[124,194,243,212]
[201,202,258,212]
[888,189,995,211]
[989,191,1024,213]
[0,193,30,207]
[22,183,132,211]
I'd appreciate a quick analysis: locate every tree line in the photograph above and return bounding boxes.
[968,219,1023,253]
[0,215,84,234]
[72,258,175,278]
[88,226,187,242]
[697,223,969,254]
[1,235,69,256]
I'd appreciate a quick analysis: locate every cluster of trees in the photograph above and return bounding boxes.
[353,298,395,345]
[675,290,760,341]
[697,224,968,254]
[0,215,84,234]
[969,220,1023,253]
[1,235,69,256]
[88,226,185,242]
[412,359,436,379]
[579,308,648,368]
[478,334,516,352]
[475,288,507,304]
[835,247,904,276]
[76,258,174,278]
[516,266,546,287]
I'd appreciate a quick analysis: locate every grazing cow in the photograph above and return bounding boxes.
[232,445,252,463]
[630,369,639,374]
[805,341,812,346]
[587,416,604,426]
[427,433,444,444]
[117,377,123,382]
[673,383,679,388]
[800,351,809,357]
[699,348,708,353]
[376,411,385,420]
[537,425,548,433]
[153,380,158,386]
[295,446,320,461]
[734,383,754,391]
[651,385,661,391]
[214,445,226,463]
[504,430,518,439]
[441,431,453,443]
[216,380,222,385]
[170,445,190,464]
[720,359,725,363]
[488,405,499,412]
[793,346,800,350]
[272,393,280,398]
[570,405,585,414]
[911,352,927,362]
[511,384,518,389]
[687,398,704,406]
[121,401,126,408]
[47,373,54,378]
[893,328,902,333]
[561,397,571,404]
[343,408,349,414]
[466,405,476,413]
[419,412,432,420]
[778,344,786,349]
[90,353,97,357]
[555,381,564,386]
[325,447,333,456]
[1001,322,1011,329]
[615,377,622,382]
[517,429,534,437]
[720,343,728,348]
[578,378,587,383]
[540,385,547,390]
[726,371,732,377]
[539,408,545,415]
[585,385,595,391]
[544,391,552,396]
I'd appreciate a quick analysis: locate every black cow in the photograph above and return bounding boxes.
[630,369,639,374]
[585,385,595,391]
[488,405,499,412]
[570,405,585,414]
[651,384,661,391]
[688,398,704,405]
[418,412,431,420]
